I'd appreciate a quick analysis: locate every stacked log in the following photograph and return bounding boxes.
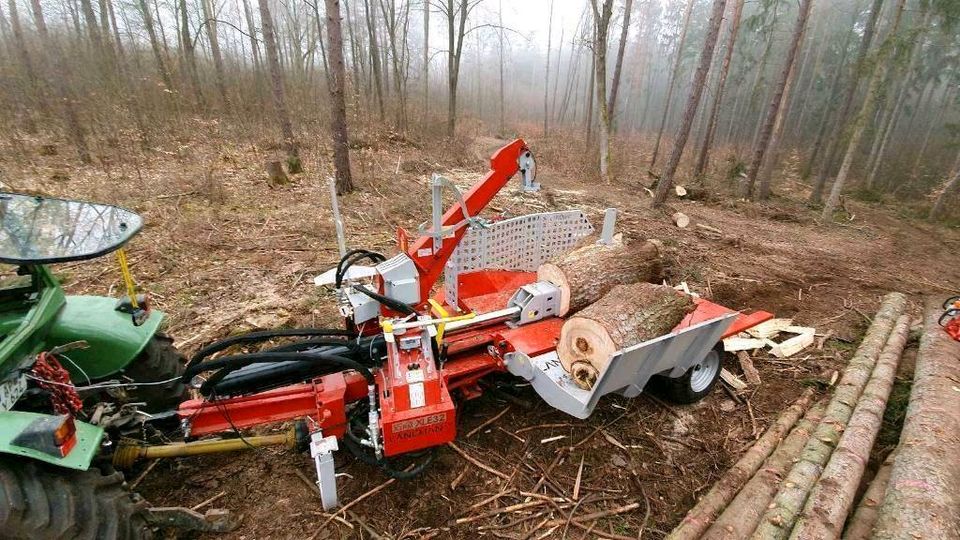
[842,452,896,540]
[873,298,960,539]
[666,389,817,540]
[537,238,662,317]
[556,283,695,389]
[789,314,911,539]
[751,292,907,539]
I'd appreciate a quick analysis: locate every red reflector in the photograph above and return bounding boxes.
[53,415,76,446]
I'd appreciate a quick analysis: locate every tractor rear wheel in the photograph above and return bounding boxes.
[0,456,152,539]
[121,334,188,412]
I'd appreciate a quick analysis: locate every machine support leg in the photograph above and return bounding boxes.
[310,430,339,510]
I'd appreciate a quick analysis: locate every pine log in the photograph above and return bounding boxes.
[666,388,817,540]
[537,239,662,316]
[873,298,960,540]
[557,283,695,389]
[750,292,908,540]
[842,452,896,540]
[790,315,911,540]
[672,212,691,228]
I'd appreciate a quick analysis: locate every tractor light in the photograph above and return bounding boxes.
[11,415,79,458]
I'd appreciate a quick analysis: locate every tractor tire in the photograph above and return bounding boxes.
[0,456,152,539]
[121,334,188,412]
[651,348,725,405]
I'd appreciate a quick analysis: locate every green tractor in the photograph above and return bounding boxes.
[0,192,186,539]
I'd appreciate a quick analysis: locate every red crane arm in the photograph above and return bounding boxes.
[405,138,528,304]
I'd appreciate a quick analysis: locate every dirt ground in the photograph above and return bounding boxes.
[4,130,958,539]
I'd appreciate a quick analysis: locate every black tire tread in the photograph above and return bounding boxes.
[121,334,188,412]
[0,456,151,539]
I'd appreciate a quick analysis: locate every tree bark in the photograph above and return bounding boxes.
[929,157,960,221]
[809,0,885,204]
[756,57,801,200]
[790,315,911,540]
[325,0,354,194]
[751,292,908,540]
[843,451,896,540]
[650,0,693,168]
[537,238,661,317]
[444,0,468,136]
[543,0,554,136]
[362,0,385,120]
[201,0,231,113]
[6,0,49,131]
[557,283,695,389]
[591,0,613,183]
[693,0,744,178]
[606,0,633,130]
[138,0,173,89]
[702,400,827,540]
[178,0,205,108]
[822,0,906,221]
[873,298,960,540]
[651,0,726,207]
[258,0,302,173]
[742,0,813,200]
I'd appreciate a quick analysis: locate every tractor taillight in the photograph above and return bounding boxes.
[11,414,79,458]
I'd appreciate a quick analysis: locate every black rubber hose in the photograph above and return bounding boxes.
[336,250,385,288]
[184,328,356,375]
[353,284,416,315]
[187,351,374,390]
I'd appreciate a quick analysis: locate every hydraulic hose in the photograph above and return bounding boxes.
[184,328,356,375]
[191,351,375,395]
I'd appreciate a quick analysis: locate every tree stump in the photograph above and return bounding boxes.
[672,212,690,228]
[537,238,662,317]
[266,160,290,186]
[557,283,696,389]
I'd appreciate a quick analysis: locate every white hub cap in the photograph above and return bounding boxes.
[689,350,720,393]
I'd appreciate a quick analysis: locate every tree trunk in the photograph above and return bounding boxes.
[422,0,428,127]
[702,400,827,540]
[650,0,693,168]
[607,0,633,129]
[756,58,801,200]
[557,283,695,389]
[809,0,885,204]
[591,0,614,183]
[445,0,467,136]
[178,0,205,108]
[362,0,385,120]
[29,0,91,164]
[929,157,960,221]
[693,0,744,178]
[543,0,554,136]
[822,0,906,221]
[873,298,960,540]
[537,238,662,317]
[742,0,813,200]
[325,0,353,194]
[78,0,105,53]
[790,315,911,540]
[751,292,908,540]
[497,0,504,134]
[138,0,173,89]
[670,389,820,540]
[201,0,231,113]
[843,451,896,540]
[258,0,302,173]
[651,0,727,207]
[241,0,261,73]
[6,0,49,131]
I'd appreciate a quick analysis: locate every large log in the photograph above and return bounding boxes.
[537,238,662,317]
[666,388,818,540]
[750,292,908,540]
[843,452,896,540]
[703,400,827,540]
[557,283,695,389]
[790,314,911,540]
[873,298,960,540]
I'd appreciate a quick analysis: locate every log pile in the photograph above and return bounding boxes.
[557,283,695,389]
[666,292,916,540]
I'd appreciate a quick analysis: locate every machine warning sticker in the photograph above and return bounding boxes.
[391,413,447,434]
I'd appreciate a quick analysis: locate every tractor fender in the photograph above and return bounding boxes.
[46,295,166,380]
[0,411,104,470]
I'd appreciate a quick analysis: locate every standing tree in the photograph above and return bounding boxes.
[362,0,385,119]
[325,0,354,193]
[650,0,694,168]
[606,0,633,130]
[201,0,231,113]
[741,0,814,199]
[929,152,960,221]
[137,0,173,89]
[258,0,303,173]
[6,0,49,132]
[693,0,744,178]
[652,0,727,206]
[439,0,479,136]
[178,0,205,107]
[591,0,614,183]
[543,0,553,136]
[422,0,429,128]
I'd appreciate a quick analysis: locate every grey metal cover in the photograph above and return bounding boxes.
[506,312,736,419]
[444,210,593,305]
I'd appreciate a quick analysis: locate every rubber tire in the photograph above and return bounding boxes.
[652,348,725,405]
[0,456,152,539]
[121,334,188,412]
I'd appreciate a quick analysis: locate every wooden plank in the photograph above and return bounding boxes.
[745,318,794,339]
[723,336,767,352]
[769,330,816,358]
[720,368,748,391]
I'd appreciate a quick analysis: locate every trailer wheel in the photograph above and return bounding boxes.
[655,348,723,404]
[0,457,152,539]
[122,334,188,412]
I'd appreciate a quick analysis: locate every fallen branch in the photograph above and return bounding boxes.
[448,442,510,480]
[465,406,511,438]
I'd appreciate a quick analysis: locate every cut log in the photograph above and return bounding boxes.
[842,452,896,540]
[750,292,908,540]
[703,400,828,540]
[737,351,762,385]
[672,212,691,228]
[557,283,695,389]
[537,239,662,317]
[790,314,911,539]
[873,298,960,540]
[666,388,817,540]
[675,185,688,197]
[720,368,748,391]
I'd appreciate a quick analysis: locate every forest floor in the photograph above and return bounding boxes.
[3,129,959,539]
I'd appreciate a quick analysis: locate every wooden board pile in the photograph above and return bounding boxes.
[665,292,960,539]
[537,238,697,390]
